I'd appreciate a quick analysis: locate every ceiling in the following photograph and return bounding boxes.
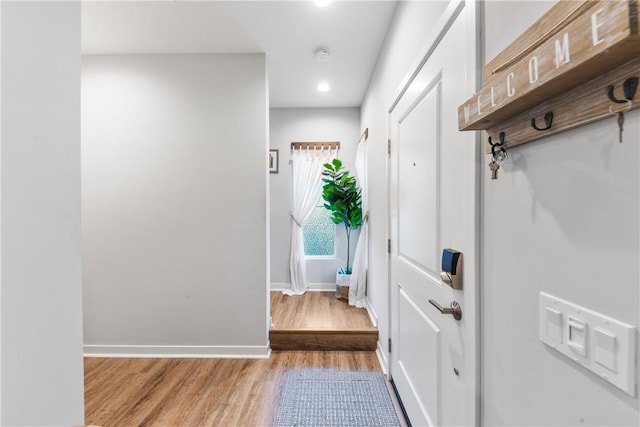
[81,1,399,108]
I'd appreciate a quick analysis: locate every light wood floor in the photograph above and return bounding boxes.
[85,293,390,426]
[270,291,374,329]
[269,291,378,351]
[84,352,382,427]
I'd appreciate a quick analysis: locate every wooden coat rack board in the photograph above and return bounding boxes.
[457,0,640,179]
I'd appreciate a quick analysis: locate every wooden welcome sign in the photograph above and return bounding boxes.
[458,0,640,132]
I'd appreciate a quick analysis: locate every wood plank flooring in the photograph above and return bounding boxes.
[269,291,378,351]
[84,293,389,426]
[84,352,382,427]
[270,291,374,329]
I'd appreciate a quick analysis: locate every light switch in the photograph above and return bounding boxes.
[594,328,617,373]
[540,292,636,396]
[567,316,587,357]
[545,307,563,343]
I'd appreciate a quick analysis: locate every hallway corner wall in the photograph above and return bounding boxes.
[1,2,84,425]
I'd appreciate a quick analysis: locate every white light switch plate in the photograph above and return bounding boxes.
[539,292,636,396]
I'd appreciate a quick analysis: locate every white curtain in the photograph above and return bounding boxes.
[285,147,336,296]
[349,139,368,307]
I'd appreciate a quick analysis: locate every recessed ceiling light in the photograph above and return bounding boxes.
[317,82,330,92]
[314,0,331,7]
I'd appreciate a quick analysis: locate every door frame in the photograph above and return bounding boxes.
[385,0,483,424]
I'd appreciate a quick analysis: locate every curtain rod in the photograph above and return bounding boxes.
[291,141,340,150]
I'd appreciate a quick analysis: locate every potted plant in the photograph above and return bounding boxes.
[321,158,363,301]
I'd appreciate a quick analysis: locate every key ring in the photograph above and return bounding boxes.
[489,132,508,165]
[609,99,632,115]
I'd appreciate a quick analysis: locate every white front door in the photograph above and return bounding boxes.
[388,1,479,426]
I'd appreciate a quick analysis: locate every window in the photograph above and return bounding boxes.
[303,205,335,257]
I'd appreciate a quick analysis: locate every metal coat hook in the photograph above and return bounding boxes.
[606,77,638,104]
[531,111,554,131]
[488,131,506,149]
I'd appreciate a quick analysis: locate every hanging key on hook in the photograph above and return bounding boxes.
[489,160,500,180]
[617,111,625,143]
[607,77,635,143]
[609,100,631,143]
[488,132,508,180]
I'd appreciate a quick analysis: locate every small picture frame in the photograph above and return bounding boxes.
[269,149,279,174]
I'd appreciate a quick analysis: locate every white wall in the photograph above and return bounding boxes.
[360,0,449,366]
[482,2,639,425]
[82,54,269,357]
[1,2,84,425]
[269,108,360,289]
[1,3,3,421]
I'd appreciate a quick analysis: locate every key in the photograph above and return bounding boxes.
[489,160,500,180]
[617,111,625,143]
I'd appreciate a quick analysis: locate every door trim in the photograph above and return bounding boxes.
[388,0,465,114]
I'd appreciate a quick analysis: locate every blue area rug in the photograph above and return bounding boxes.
[273,368,401,427]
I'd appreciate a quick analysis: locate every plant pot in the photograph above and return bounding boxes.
[336,269,351,301]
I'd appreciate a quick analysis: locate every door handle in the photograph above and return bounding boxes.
[428,299,462,321]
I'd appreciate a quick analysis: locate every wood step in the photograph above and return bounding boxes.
[269,328,378,351]
[269,291,379,351]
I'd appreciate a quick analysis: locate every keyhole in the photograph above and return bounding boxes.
[453,368,459,376]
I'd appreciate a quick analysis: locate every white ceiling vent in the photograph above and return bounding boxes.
[315,48,330,63]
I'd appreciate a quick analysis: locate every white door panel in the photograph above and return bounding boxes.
[396,286,441,426]
[398,79,440,277]
[389,1,479,426]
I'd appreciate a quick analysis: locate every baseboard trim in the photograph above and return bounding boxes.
[270,282,336,292]
[365,296,378,328]
[83,344,271,359]
[376,340,389,376]
[270,282,290,291]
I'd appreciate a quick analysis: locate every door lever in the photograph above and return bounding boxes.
[428,299,462,321]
